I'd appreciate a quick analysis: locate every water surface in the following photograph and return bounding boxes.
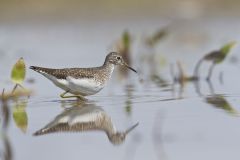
[1,18,240,160]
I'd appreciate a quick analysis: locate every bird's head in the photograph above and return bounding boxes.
[105,52,137,73]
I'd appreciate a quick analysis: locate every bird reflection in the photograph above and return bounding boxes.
[33,102,139,145]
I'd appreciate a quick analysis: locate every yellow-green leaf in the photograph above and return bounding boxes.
[11,57,26,84]
[215,41,236,63]
[13,101,28,133]
[220,41,236,56]
[203,41,237,64]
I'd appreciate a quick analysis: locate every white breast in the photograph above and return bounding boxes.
[66,76,104,95]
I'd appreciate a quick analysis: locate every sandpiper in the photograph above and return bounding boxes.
[30,52,137,99]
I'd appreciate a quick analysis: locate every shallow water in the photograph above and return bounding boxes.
[1,18,240,160]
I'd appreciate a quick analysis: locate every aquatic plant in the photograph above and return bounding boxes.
[171,61,197,88]
[117,30,132,78]
[0,57,32,101]
[194,41,236,80]
[11,57,26,93]
[145,28,168,47]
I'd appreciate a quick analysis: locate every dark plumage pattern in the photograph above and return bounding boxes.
[30,66,97,79]
[33,122,101,136]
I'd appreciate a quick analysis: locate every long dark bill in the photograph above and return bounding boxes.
[124,63,137,73]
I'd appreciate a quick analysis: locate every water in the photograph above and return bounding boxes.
[1,18,240,160]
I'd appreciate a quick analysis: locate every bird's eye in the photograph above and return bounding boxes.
[117,56,121,60]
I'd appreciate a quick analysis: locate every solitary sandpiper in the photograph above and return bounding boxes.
[30,52,137,100]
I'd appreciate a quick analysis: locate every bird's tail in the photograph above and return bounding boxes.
[30,66,43,72]
[33,128,47,136]
[29,66,54,75]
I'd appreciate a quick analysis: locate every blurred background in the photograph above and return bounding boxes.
[1,0,240,81]
[1,0,240,22]
[1,1,240,160]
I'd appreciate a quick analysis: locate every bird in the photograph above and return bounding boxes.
[30,52,137,100]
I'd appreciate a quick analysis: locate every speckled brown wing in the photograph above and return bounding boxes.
[30,66,95,79]
[33,122,101,136]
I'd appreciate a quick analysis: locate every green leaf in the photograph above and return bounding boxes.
[13,101,28,133]
[216,41,236,63]
[220,41,236,56]
[203,41,236,64]
[11,57,26,84]
[122,30,131,50]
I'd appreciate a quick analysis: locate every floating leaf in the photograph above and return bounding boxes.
[13,100,28,133]
[11,57,26,84]
[205,95,238,116]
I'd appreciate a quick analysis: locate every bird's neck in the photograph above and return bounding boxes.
[103,57,111,65]
[102,62,115,74]
[97,62,115,84]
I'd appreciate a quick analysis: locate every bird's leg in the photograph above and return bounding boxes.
[60,91,87,101]
[206,62,216,81]
[60,91,69,98]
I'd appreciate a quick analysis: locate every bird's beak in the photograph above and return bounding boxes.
[125,122,139,135]
[123,62,137,73]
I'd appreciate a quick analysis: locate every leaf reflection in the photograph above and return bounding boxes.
[12,100,28,133]
[33,102,139,145]
[205,95,238,116]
